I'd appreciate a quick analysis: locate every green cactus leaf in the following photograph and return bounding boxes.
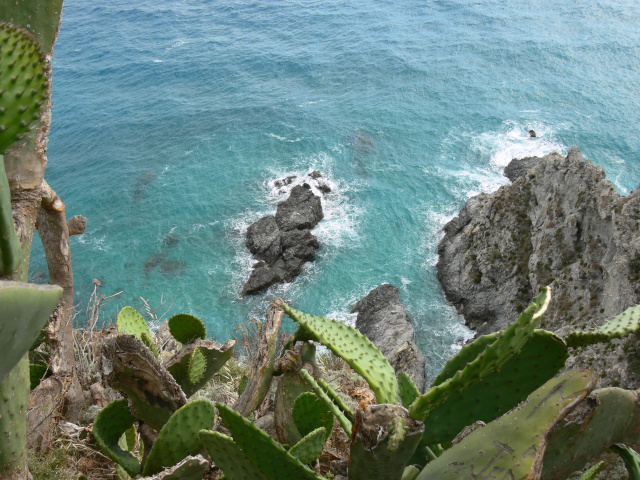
[1,156,23,273]
[118,425,136,452]
[116,306,158,357]
[409,287,551,420]
[199,430,268,480]
[0,280,62,380]
[610,445,640,480]
[300,368,353,435]
[316,376,354,423]
[168,313,206,345]
[0,0,63,53]
[398,371,420,408]
[93,399,141,477]
[292,392,334,441]
[0,356,29,473]
[566,303,640,347]
[282,302,398,404]
[0,24,49,154]
[187,347,206,384]
[288,427,327,465]
[420,329,568,446]
[579,461,606,480]
[416,369,597,480]
[142,399,216,476]
[216,402,322,480]
[402,466,420,480]
[167,338,235,397]
[29,360,51,390]
[541,387,640,479]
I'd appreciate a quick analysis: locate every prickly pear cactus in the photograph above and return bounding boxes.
[610,445,640,480]
[142,455,209,480]
[282,302,398,404]
[168,313,206,344]
[565,303,640,347]
[215,402,322,480]
[0,281,62,379]
[116,306,158,357]
[288,427,327,465]
[409,287,551,420]
[0,0,64,53]
[0,155,22,274]
[421,329,568,445]
[541,387,640,479]
[300,368,353,434]
[141,399,216,476]
[93,399,141,477]
[292,392,334,441]
[199,430,268,480]
[416,369,597,480]
[398,371,420,408]
[166,338,235,397]
[0,23,49,153]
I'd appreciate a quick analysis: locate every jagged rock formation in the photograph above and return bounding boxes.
[352,284,426,392]
[437,146,640,389]
[242,184,323,295]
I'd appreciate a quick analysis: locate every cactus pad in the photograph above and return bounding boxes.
[288,427,327,465]
[541,387,640,479]
[216,402,322,480]
[117,306,159,357]
[0,280,62,379]
[168,313,206,344]
[292,392,334,441]
[142,399,216,476]
[409,287,551,420]
[93,399,141,477]
[420,329,569,444]
[199,430,268,480]
[0,23,49,153]
[167,338,235,397]
[300,368,353,434]
[398,371,420,408]
[566,303,640,347]
[415,369,597,480]
[187,347,205,384]
[1,155,23,274]
[0,0,64,53]
[282,302,398,404]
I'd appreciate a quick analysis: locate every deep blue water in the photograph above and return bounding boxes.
[32,0,640,379]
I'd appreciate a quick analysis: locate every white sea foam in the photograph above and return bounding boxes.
[266,133,302,143]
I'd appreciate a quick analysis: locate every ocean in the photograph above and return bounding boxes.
[33,0,640,380]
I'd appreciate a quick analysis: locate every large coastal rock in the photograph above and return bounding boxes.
[352,284,426,392]
[242,184,323,295]
[437,146,640,388]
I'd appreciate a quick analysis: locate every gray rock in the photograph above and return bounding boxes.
[246,216,282,264]
[437,146,640,389]
[503,156,541,182]
[351,284,426,392]
[275,184,324,231]
[242,185,324,295]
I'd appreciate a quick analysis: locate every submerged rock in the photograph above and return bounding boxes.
[160,259,186,276]
[352,284,426,392]
[437,146,640,388]
[242,184,324,295]
[143,251,168,274]
[162,232,180,249]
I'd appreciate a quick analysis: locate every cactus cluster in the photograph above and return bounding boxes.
[94,309,234,476]
[90,288,640,480]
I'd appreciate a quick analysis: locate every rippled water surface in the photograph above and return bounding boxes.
[35,0,640,379]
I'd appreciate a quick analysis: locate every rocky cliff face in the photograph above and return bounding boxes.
[437,146,640,388]
[352,284,426,392]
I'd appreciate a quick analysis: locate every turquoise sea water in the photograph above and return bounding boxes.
[32,0,640,379]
